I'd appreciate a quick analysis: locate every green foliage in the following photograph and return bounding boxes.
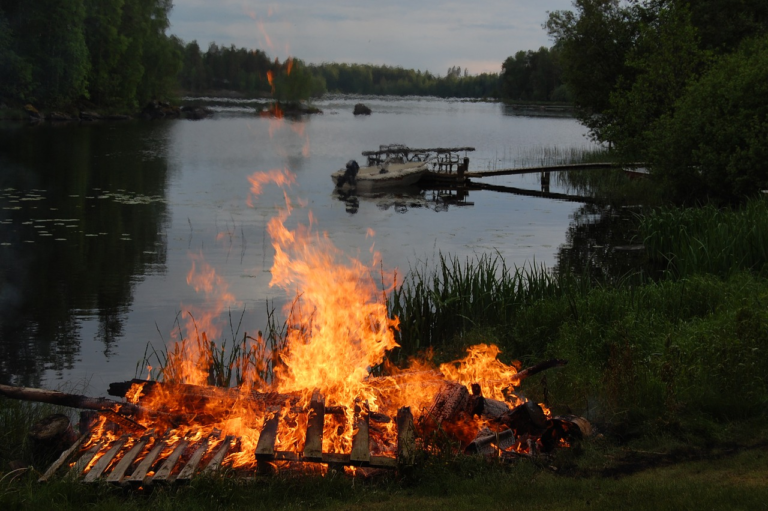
[607,3,708,155]
[0,0,179,109]
[272,58,321,103]
[647,35,768,204]
[310,62,500,98]
[500,47,564,102]
[6,0,91,107]
[545,0,641,142]
[179,41,274,96]
[640,198,768,277]
[0,9,32,101]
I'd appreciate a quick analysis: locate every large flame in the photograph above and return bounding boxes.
[84,41,549,471]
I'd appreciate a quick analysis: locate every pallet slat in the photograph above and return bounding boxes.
[106,436,150,483]
[202,435,235,474]
[83,436,127,482]
[38,434,87,482]
[254,410,280,460]
[152,439,188,482]
[350,402,370,464]
[302,391,324,460]
[70,442,104,478]
[127,439,166,484]
[176,437,210,481]
[396,407,416,466]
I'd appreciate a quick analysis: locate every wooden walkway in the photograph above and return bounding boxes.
[465,162,645,178]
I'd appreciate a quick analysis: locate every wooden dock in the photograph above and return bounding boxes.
[465,162,646,179]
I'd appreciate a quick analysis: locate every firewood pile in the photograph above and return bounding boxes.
[0,358,590,485]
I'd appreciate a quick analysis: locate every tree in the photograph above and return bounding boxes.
[647,35,768,204]
[0,7,32,101]
[83,0,129,105]
[10,0,90,106]
[606,3,707,155]
[545,0,641,142]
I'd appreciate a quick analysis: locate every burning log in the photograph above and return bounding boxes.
[464,429,515,455]
[540,415,592,453]
[0,383,196,427]
[0,384,141,415]
[504,358,568,388]
[496,401,548,436]
[108,379,301,407]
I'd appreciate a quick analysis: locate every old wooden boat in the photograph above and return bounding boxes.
[332,159,429,192]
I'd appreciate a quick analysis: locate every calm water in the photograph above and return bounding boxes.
[0,97,605,393]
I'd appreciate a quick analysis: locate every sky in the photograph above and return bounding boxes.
[168,0,576,75]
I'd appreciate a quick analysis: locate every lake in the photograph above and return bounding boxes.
[0,96,602,393]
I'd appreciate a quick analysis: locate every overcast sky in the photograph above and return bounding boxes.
[168,1,575,75]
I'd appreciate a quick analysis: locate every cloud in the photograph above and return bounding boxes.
[169,0,575,74]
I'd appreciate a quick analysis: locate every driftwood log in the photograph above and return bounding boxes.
[28,413,78,460]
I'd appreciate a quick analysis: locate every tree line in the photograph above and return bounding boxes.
[176,42,566,101]
[0,0,181,110]
[0,0,567,109]
[546,0,768,204]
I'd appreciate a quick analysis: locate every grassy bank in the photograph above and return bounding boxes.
[1,436,766,510]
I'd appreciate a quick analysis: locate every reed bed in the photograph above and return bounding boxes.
[640,197,768,277]
[386,253,589,361]
[484,145,612,171]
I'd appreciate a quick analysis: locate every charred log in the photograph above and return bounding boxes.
[496,401,548,437]
[540,415,592,453]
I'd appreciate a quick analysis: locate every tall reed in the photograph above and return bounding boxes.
[386,253,588,361]
[640,197,768,278]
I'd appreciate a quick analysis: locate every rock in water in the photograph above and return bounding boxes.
[353,103,372,115]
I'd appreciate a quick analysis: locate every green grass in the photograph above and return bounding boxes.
[1,438,766,510]
[640,197,768,278]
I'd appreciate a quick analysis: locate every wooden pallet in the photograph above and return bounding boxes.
[39,400,415,484]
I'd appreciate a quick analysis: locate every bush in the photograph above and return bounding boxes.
[648,35,768,205]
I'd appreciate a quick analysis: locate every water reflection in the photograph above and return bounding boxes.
[0,122,172,386]
[555,203,647,283]
[333,185,474,215]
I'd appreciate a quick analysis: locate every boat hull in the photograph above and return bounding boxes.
[332,162,428,192]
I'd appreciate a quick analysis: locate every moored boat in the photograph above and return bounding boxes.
[332,159,429,192]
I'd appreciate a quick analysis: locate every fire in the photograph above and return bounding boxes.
[71,166,566,476]
[69,31,572,474]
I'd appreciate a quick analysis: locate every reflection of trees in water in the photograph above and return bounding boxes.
[555,203,647,283]
[0,122,172,386]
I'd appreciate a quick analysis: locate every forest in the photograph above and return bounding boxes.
[0,0,181,110]
[0,0,565,108]
[546,0,768,204]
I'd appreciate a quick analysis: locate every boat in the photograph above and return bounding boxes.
[331,159,429,192]
[361,144,475,184]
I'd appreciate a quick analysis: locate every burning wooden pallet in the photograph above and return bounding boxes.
[37,398,416,484]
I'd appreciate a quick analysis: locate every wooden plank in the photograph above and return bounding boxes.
[127,439,166,484]
[321,453,351,464]
[254,409,280,460]
[176,437,210,482]
[274,451,300,462]
[202,435,235,474]
[302,391,324,460]
[396,407,416,466]
[106,435,150,484]
[369,455,397,468]
[69,441,104,479]
[350,402,370,464]
[83,436,127,483]
[38,434,87,482]
[151,439,188,482]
